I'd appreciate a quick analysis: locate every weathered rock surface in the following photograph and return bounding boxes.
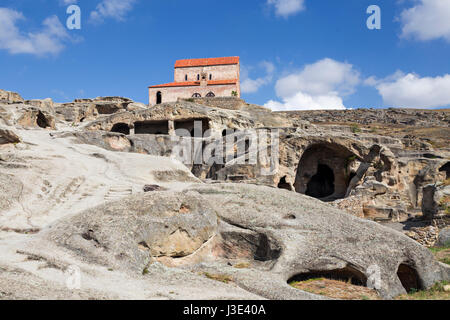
[1,89,449,300]
[54,97,136,123]
[38,191,217,272]
[422,183,450,219]
[278,108,450,128]
[0,173,22,213]
[78,100,449,224]
[0,128,199,231]
[186,184,449,299]
[19,183,450,300]
[0,103,55,129]
[0,127,21,145]
[437,227,450,247]
[25,98,55,114]
[0,90,24,104]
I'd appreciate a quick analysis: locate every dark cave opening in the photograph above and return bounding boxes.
[134,120,169,135]
[305,164,335,199]
[175,119,210,137]
[397,264,422,293]
[110,123,130,135]
[37,111,51,128]
[439,162,450,179]
[287,266,367,287]
[294,143,355,201]
[277,176,292,191]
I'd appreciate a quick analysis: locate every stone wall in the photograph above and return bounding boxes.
[174,64,239,83]
[179,97,246,110]
[148,84,238,106]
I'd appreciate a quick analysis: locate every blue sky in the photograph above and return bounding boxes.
[0,0,449,110]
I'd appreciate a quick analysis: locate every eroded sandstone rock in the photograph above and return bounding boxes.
[422,183,450,219]
[36,191,217,272]
[437,227,450,247]
[0,89,24,103]
[25,183,449,299]
[0,127,21,145]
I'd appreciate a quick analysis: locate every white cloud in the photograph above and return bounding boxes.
[265,58,360,111]
[267,0,305,18]
[400,0,450,41]
[265,93,346,111]
[241,61,275,94]
[368,72,450,108]
[0,8,70,56]
[90,0,137,23]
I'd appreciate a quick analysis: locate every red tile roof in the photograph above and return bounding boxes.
[175,57,240,68]
[149,79,237,88]
[149,81,200,88]
[208,79,238,86]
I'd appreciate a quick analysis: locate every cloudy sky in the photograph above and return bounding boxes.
[0,0,449,110]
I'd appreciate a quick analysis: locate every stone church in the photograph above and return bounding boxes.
[148,56,240,105]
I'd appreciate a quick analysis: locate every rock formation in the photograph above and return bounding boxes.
[0,88,448,300]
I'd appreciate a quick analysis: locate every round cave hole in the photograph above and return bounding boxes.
[111,123,130,135]
[294,143,355,201]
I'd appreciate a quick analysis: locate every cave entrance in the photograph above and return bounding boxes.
[397,264,422,293]
[174,118,210,137]
[305,164,335,198]
[37,111,51,128]
[294,143,355,201]
[287,266,367,287]
[278,176,292,191]
[110,123,130,135]
[134,120,169,135]
[439,162,450,179]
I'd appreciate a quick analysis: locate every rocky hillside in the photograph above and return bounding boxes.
[0,89,449,300]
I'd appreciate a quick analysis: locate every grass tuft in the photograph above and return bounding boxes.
[396,281,449,300]
[204,272,232,284]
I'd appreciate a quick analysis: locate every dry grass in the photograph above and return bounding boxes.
[289,278,380,300]
[395,281,449,300]
[204,272,232,284]
[233,262,250,269]
[429,245,450,265]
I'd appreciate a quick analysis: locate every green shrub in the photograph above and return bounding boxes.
[351,124,361,133]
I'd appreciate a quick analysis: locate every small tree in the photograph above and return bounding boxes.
[231,91,238,97]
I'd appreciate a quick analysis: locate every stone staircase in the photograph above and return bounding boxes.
[104,185,133,202]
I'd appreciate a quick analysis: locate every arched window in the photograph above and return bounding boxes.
[185,75,188,81]
[209,74,212,80]
[156,91,162,104]
[192,93,201,98]
[206,92,215,98]
[197,74,200,81]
